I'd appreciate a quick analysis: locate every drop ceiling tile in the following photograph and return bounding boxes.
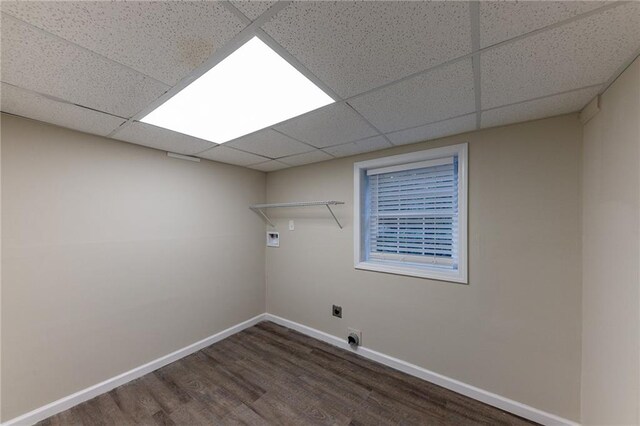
[274,103,378,148]
[197,146,269,166]
[0,16,169,118]
[349,60,476,133]
[278,150,333,167]
[0,1,245,85]
[323,136,392,158]
[480,1,608,47]
[387,114,477,146]
[247,160,290,172]
[263,1,471,98]
[226,129,313,159]
[231,1,277,20]
[0,83,125,136]
[111,122,216,155]
[481,86,601,129]
[481,3,640,110]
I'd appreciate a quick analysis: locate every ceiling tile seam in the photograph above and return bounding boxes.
[374,83,604,138]
[225,1,293,30]
[383,112,478,138]
[481,83,605,115]
[0,81,130,120]
[223,1,342,102]
[221,1,252,26]
[0,111,98,134]
[277,148,335,162]
[344,102,395,147]
[252,159,289,167]
[255,28,342,102]
[480,0,630,51]
[469,1,481,130]
[269,128,330,154]
[341,0,630,107]
[195,145,272,165]
[314,131,395,152]
[0,12,172,88]
[599,48,640,96]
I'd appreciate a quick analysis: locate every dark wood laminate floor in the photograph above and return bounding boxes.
[38,321,537,425]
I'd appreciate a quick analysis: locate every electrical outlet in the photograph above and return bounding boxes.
[347,328,362,346]
[288,220,295,231]
[332,305,342,318]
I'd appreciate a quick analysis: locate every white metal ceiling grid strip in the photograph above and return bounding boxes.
[0,1,638,167]
[469,1,482,130]
[219,1,391,162]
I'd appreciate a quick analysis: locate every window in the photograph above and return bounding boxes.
[354,143,467,283]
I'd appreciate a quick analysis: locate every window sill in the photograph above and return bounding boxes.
[354,260,467,284]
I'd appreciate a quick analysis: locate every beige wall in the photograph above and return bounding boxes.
[0,114,266,421]
[265,115,583,421]
[581,57,640,425]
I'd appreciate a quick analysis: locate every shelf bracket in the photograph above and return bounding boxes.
[249,200,345,229]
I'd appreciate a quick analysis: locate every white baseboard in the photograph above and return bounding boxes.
[2,313,267,426]
[3,312,579,426]
[264,313,579,426]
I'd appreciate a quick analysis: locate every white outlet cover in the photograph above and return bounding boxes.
[288,220,295,231]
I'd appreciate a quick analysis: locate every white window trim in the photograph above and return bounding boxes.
[353,143,468,284]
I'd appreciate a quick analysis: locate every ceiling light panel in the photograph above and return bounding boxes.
[141,37,334,144]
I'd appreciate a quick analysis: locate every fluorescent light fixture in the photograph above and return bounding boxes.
[141,37,334,143]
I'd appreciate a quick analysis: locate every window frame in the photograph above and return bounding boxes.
[353,143,468,284]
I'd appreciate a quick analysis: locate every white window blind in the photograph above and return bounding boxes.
[366,156,459,269]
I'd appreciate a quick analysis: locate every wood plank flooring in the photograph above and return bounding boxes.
[38,321,537,425]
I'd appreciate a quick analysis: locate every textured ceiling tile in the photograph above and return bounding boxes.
[0,16,169,118]
[481,3,640,109]
[323,136,392,158]
[263,1,471,98]
[111,122,216,155]
[226,129,313,158]
[0,83,125,136]
[247,160,290,172]
[481,86,601,129]
[387,114,477,146]
[278,150,333,167]
[231,1,277,20]
[349,60,476,133]
[197,146,269,166]
[274,103,378,148]
[480,1,608,47]
[0,1,245,85]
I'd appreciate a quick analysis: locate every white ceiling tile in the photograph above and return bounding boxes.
[247,160,290,172]
[274,103,378,148]
[197,146,269,166]
[481,86,601,129]
[481,3,640,109]
[0,2,245,86]
[480,1,608,48]
[349,60,476,133]
[278,150,333,167]
[323,136,392,158]
[226,129,313,158]
[231,1,277,20]
[0,15,169,118]
[0,83,125,136]
[112,122,216,156]
[263,1,471,98]
[387,115,477,146]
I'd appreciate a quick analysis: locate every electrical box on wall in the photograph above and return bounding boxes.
[266,231,280,247]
